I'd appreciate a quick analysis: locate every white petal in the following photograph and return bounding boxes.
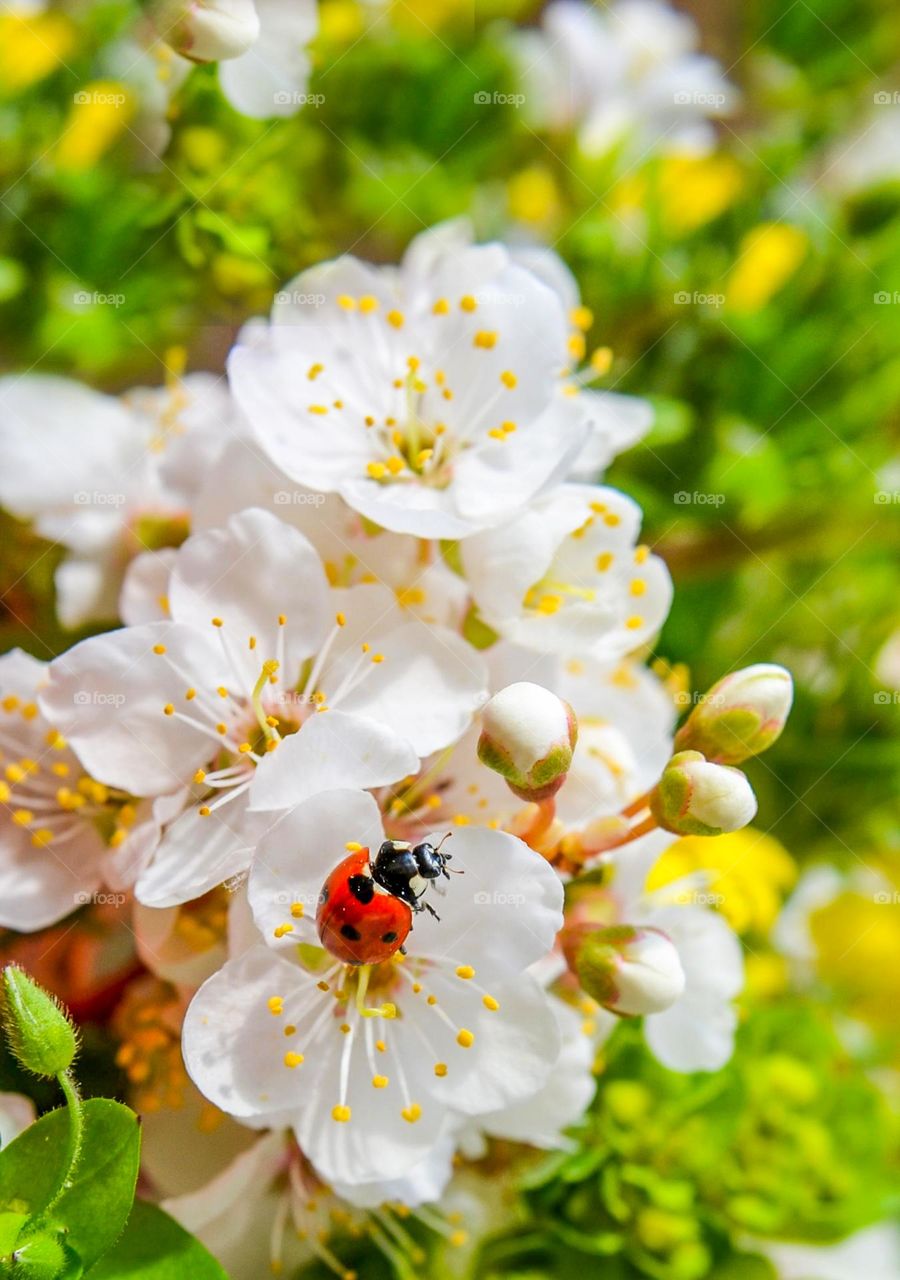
[40,622,228,796]
[218,0,317,119]
[119,549,177,625]
[0,820,104,930]
[135,792,262,908]
[169,508,331,691]
[247,711,418,811]
[405,825,564,977]
[478,997,594,1147]
[183,945,326,1119]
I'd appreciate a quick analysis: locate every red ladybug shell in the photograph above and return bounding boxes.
[316,849,412,966]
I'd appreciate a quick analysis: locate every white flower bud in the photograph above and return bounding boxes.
[149,0,260,63]
[650,750,757,837]
[477,681,577,802]
[675,663,793,765]
[575,925,686,1017]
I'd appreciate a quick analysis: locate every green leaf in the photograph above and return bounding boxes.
[87,1201,230,1279]
[0,1099,140,1273]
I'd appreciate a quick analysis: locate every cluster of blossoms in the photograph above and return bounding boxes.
[0,222,792,1276]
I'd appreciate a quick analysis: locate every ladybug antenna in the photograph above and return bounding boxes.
[433,830,463,875]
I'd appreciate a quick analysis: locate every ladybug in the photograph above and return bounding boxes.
[316,835,453,966]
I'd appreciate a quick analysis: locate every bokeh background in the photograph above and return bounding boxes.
[1,0,899,1276]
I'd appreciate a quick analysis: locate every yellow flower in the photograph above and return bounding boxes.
[0,12,75,97]
[658,153,744,235]
[647,827,796,935]
[55,81,135,173]
[317,0,365,44]
[508,167,561,227]
[611,154,743,237]
[726,223,808,314]
[810,889,900,1034]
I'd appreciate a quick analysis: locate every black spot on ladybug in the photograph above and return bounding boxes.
[340,924,362,941]
[348,874,375,904]
[381,931,398,943]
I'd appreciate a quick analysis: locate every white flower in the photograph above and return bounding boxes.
[509,239,655,478]
[183,788,564,1195]
[515,0,736,160]
[378,646,675,844]
[758,1224,900,1280]
[460,484,672,660]
[573,833,745,1070]
[148,0,260,62]
[187,441,470,629]
[0,649,165,928]
[217,0,318,119]
[40,508,486,907]
[229,223,592,538]
[0,370,242,627]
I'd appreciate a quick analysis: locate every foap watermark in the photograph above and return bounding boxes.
[74,89,127,107]
[674,490,725,507]
[273,290,327,308]
[75,891,126,907]
[671,890,727,908]
[673,689,727,710]
[474,90,526,107]
[674,90,727,108]
[873,690,900,704]
[874,491,900,504]
[874,291,900,304]
[73,290,125,309]
[273,91,325,108]
[473,889,525,907]
[873,890,900,904]
[873,91,900,105]
[73,489,127,507]
[74,691,126,708]
[273,490,327,507]
[273,891,321,909]
[675,290,725,308]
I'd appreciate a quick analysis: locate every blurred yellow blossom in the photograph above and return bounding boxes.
[647,827,797,934]
[810,888,900,1034]
[0,12,75,96]
[55,81,136,172]
[508,167,562,227]
[726,223,808,313]
[613,154,743,236]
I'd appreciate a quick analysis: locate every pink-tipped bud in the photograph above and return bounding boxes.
[650,750,757,837]
[572,924,686,1017]
[675,663,793,765]
[149,0,260,62]
[477,681,577,802]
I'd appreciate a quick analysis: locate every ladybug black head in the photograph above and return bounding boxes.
[371,835,453,913]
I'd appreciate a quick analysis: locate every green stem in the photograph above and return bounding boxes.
[46,1071,84,1210]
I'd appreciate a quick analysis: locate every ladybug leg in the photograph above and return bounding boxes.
[421,900,441,921]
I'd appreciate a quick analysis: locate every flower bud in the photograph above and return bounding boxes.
[148,0,260,63]
[10,1233,76,1280]
[574,925,686,1016]
[477,682,577,802]
[650,750,757,837]
[1,966,77,1078]
[674,663,793,765]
